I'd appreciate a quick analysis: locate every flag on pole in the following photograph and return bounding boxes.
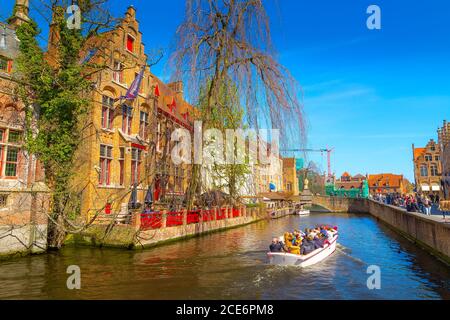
[154,84,160,97]
[168,97,177,112]
[79,48,98,65]
[118,65,145,101]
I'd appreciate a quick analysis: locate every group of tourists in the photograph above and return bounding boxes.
[371,192,447,219]
[269,225,337,255]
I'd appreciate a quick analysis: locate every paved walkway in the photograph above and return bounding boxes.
[379,202,450,225]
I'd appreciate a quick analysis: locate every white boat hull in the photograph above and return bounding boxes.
[297,210,310,216]
[267,233,338,267]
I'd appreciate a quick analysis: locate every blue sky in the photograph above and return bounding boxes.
[2,0,450,181]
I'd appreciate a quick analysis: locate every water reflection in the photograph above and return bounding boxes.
[0,213,449,299]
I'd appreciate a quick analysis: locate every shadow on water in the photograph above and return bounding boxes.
[0,213,449,300]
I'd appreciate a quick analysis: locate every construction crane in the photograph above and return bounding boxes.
[281,148,335,179]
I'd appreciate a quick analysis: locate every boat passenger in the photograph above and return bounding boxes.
[300,236,316,255]
[294,234,302,246]
[284,232,300,255]
[313,235,324,249]
[308,229,318,238]
[269,238,284,252]
[320,227,329,238]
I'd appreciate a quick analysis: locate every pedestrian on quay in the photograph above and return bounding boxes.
[424,196,432,216]
[416,194,425,214]
[438,201,449,222]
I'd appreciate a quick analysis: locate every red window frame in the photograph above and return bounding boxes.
[99,145,113,185]
[139,111,149,140]
[122,107,133,135]
[131,147,142,186]
[4,147,19,178]
[119,147,125,186]
[126,35,135,53]
[0,128,22,179]
[0,145,4,177]
[101,95,115,129]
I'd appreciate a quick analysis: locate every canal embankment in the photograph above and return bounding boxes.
[313,196,450,264]
[65,205,293,249]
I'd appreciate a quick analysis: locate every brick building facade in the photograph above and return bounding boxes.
[335,172,367,190]
[368,173,405,195]
[412,139,442,200]
[282,158,299,195]
[64,6,194,221]
[0,0,49,257]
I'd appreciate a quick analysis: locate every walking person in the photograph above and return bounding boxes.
[416,194,425,214]
[424,196,432,216]
[439,200,449,222]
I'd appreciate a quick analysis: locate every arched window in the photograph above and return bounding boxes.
[101,94,115,130]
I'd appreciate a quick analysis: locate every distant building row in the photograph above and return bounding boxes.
[412,120,450,201]
[336,172,407,195]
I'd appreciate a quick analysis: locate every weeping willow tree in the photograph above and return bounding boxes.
[171,0,306,207]
[198,79,251,203]
[14,0,117,248]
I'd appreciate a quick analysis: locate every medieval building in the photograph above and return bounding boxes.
[412,139,442,200]
[0,0,48,257]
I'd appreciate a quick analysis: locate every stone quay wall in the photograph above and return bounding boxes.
[0,185,50,259]
[66,205,275,249]
[313,196,450,264]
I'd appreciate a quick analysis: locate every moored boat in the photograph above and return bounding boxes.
[297,209,310,216]
[267,231,338,267]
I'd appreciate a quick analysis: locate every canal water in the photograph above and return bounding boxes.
[0,213,449,300]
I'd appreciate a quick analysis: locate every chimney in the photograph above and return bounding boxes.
[46,6,65,65]
[126,5,137,18]
[9,0,30,27]
[168,81,184,100]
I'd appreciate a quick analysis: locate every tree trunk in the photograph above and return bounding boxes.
[47,212,66,249]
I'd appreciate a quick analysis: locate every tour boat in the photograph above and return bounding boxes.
[267,231,338,267]
[297,209,310,216]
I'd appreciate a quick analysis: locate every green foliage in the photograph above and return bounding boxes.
[15,11,91,247]
[198,79,251,201]
[17,15,89,181]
